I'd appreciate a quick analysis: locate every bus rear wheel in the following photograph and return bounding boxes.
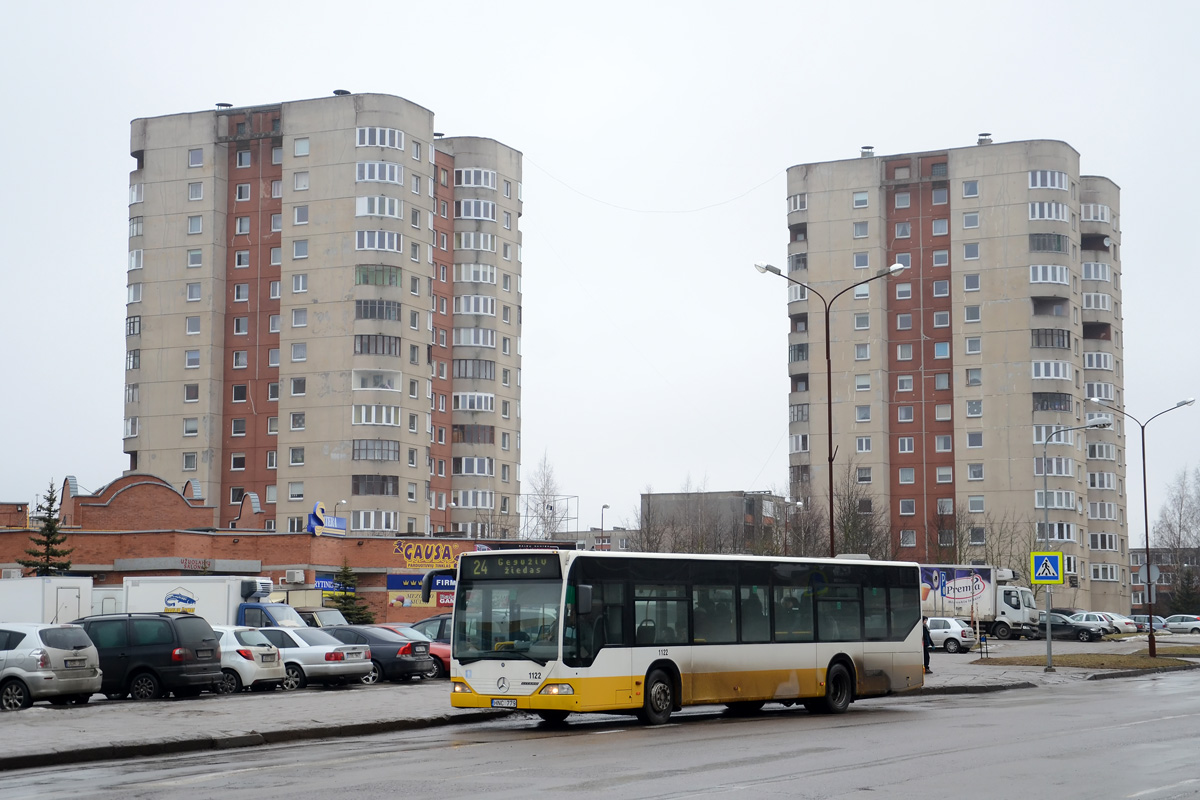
[637,669,673,725]
[805,663,852,715]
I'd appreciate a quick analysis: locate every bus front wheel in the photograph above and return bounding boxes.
[638,669,673,725]
[805,663,852,715]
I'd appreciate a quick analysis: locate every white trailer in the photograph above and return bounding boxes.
[0,576,93,623]
[920,564,1038,640]
[123,576,307,627]
[92,586,125,615]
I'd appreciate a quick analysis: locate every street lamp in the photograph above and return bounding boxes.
[1041,419,1110,672]
[600,504,610,535]
[755,261,909,558]
[1087,396,1195,658]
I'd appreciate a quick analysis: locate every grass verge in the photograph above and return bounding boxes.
[1131,645,1200,657]
[969,654,1194,669]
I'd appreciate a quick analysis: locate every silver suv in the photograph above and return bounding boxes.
[0,623,103,710]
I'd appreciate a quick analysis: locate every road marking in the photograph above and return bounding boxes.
[1129,778,1200,798]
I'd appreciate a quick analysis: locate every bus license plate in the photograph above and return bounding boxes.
[491,698,517,709]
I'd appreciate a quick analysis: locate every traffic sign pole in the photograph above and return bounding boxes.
[1031,552,1064,673]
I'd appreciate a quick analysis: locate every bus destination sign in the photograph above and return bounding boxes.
[466,553,562,580]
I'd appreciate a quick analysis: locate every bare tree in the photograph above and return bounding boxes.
[833,463,891,560]
[526,451,565,539]
[1153,466,1200,566]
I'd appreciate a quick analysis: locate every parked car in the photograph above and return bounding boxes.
[257,626,372,690]
[1099,613,1139,634]
[1130,615,1169,632]
[294,608,349,628]
[926,617,975,653]
[1163,615,1200,634]
[376,624,450,678]
[1070,612,1119,635]
[324,625,434,684]
[72,613,221,700]
[212,626,285,694]
[406,613,451,644]
[1036,612,1107,642]
[0,623,103,711]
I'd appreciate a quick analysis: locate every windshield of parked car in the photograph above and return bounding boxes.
[38,626,93,651]
[453,578,561,666]
[293,628,342,646]
[235,629,273,646]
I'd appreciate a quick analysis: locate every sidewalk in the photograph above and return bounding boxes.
[1,637,1190,772]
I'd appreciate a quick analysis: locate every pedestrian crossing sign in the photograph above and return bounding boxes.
[1030,552,1064,585]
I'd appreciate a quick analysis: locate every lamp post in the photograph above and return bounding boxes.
[755,261,909,558]
[600,504,609,540]
[1042,419,1110,672]
[1086,396,1195,658]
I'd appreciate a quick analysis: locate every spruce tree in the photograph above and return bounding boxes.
[327,558,375,623]
[1169,568,1200,616]
[17,481,73,576]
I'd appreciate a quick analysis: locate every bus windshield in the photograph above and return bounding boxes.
[453,578,561,665]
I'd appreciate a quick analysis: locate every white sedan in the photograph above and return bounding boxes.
[257,627,372,690]
[212,626,286,694]
[927,617,975,653]
[1098,613,1139,634]
[1162,615,1200,635]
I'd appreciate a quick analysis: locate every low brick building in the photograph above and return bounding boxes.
[1,474,573,623]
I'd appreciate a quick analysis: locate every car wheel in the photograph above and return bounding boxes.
[361,661,383,685]
[425,659,446,680]
[128,672,161,701]
[1190,627,1200,635]
[0,679,32,711]
[944,637,961,654]
[1077,630,1092,642]
[536,710,570,724]
[281,664,306,692]
[637,669,674,725]
[806,663,853,715]
[216,669,242,695]
[992,622,1012,640]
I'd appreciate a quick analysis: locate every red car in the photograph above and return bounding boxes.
[373,625,449,679]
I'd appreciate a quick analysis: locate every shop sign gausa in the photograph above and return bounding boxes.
[393,541,457,569]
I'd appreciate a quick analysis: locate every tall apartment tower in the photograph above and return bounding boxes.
[782,138,1127,610]
[123,93,523,538]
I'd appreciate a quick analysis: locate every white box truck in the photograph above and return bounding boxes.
[0,576,93,623]
[92,586,125,615]
[920,564,1038,640]
[122,576,308,627]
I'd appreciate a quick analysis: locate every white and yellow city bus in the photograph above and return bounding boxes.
[422,550,925,725]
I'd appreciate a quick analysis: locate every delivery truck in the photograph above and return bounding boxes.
[920,564,1038,640]
[123,576,308,627]
[0,576,93,623]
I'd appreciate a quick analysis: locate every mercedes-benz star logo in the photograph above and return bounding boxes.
[496,677,509,693]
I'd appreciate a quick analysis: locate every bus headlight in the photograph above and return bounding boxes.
[452,681,473,694]
[538,683,574,695]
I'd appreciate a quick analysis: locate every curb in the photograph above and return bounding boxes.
[914,681,1037,696]
[1086,663,1200,681]
[0,709,510,773]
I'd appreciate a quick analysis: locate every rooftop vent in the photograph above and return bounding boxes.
[860,145,874,158]
[333,89,351,96]
[977,132,993,145]
[216,103,232,109]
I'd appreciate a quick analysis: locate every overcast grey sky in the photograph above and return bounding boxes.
[1,2,1196,544]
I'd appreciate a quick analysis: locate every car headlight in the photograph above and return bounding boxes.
[452,681,473,694]
[538,684,574,695]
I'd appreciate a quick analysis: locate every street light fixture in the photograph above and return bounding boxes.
[1041,419,1110,672]
[755,261,909,558]
[1086,396,1195,658]
[600,504,610,536]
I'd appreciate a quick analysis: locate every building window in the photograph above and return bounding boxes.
[854,313,870,330]
[853,252,869,270]
[964,274,980,291]
[183,452,197,471]
[900,499,916,516]
[183,418,198,436]
[963,212,979,229]
[898,437,914,453]
[292,308,307,327]
[963,180,979,198]
[184,349,200,368]
[935,404,952,421]
[294,137,309,157]
[291,377,306,396]
[964,242,980,260]
[934,342,950,359]
[935,435,952,452]
[899,468,915,484]
[288,482,304,502]
[856,436,871,453]
[965,337,982,355]
[968,463,984,481]
[854,343,869,360]
[966,368,982,386]
[895,283,912,300]
[967,432,984,448]
[894,191,910,209]
[936,466,953,483]
[933,280,949,297]
[855,405,871,422]
[897,343,913,360]
[231,418,246,436]
[932,250,949,267]
[236,151,250,168]
[290,412,305,431]
[897,313,912,331]
[933,311,950,328]
[853,221,868,238]
[187,249,202,268]
[932,219,948,236]
[235,183,251,202]
[188,148,203,168]
[188,216,203,235]
[932,187,948,204]
[897,375,913,392]
[966,399,983,417]
[894,222,911,239]
[897,406,914,423]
